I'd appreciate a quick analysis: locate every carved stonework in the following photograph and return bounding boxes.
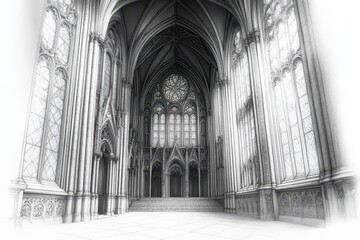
[244,29,261,47]
[20,194,66,222]
[264,191,273,211]
[277,188,324,220]
[216,76,230,89]
[89,32,105,49]
[236,193,260,218]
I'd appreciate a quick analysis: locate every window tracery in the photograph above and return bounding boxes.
[263,0,319,180]
[162,74,189,103]
[22,0,77,182]
[231,29,258,189]
[146,74,204,147]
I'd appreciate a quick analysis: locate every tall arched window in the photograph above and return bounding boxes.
[169,113,175,146]
[231,29,258,189]
[185,102,197,147]
[146,74,204,148]
[190,114,197,146]
[184,114,190,146]
[175,114,182,144]
[152,103,166,147]
[153,114,159,146]
[22,0,77,182]
[103,53,112,99]
[159,114,166,147]
[264,0,319,180]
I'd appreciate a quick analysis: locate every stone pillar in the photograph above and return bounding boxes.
[106,154,115,215]
[162,149,166,198]
[149,164,152,198]
[245,29,275,220]
[185,149,189,197]
[72,32,103,223]
[90,151,102,220]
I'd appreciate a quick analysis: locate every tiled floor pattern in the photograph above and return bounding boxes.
[11,212,326,240]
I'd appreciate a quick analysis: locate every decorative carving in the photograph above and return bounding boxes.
[236,193,260,218]
[162,74,189,103]
[244,29,261,47]
[216,76,229,89]
[20,194,66,222]
[277,188,324,220]
[264,192,273,211]
[89,32,104,49]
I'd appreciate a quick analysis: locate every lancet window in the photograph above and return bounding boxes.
[146,74,204,148]
[264,0,319,181]
[231,30,258,188]
[22,0,77,182]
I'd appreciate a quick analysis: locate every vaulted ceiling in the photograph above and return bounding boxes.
[100,0,260,98]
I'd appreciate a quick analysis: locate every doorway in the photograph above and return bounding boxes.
[151,162,162,197]
[97,159,108,214]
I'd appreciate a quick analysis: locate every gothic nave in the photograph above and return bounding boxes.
[2,0,359,235]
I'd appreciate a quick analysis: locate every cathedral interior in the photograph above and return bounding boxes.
[4,0,360,234]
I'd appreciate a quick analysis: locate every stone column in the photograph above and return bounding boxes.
[217,76,238,213]
[185,149,189,197]
[90,151,102,220]
[162,148,166,198]
[245,29,274,220]
[149,163,152,198]
[72,32,103,223]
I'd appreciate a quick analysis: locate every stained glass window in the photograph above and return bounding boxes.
[175,114,182,144]
[41,9,56,51]
[159,114,166,147]
[231,30,257,189]
[22,2,76,182]
[169,114,175,146]
[184,115,190,146]
[103,53,112,98]
[190,114,197,146]
[56,24,71,65]
[23,56,51,178]
[149,75,203,148]
[153,114,159,146]
[264,0,319,180]
[162,74,189,103]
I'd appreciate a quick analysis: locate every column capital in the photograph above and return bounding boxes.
[216,76,230,90]
[94,150,103,159]
[122,79,133,90]
[109,153,118,161]
[89,32,105,49]
[243,29,261,47]
[115,54,122,65]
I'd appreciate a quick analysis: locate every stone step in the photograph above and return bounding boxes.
[129,198,224,212]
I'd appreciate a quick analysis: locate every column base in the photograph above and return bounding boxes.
[72,213,81,223]
[63,214,73,223]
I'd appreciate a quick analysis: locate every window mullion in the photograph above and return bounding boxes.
[290,62,310,176]
[279,78,296,179]
[38,12,62,182]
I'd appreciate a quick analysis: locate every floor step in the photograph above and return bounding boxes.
[129,198,224,212]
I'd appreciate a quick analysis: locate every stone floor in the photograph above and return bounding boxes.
[8,212,356,240]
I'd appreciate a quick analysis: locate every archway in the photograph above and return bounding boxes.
[189,162,199,197]
[97,154,109,215]
[151,161,162,197]
[169,161,184,197]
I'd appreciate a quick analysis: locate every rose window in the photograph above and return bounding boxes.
[162,74,189,103]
